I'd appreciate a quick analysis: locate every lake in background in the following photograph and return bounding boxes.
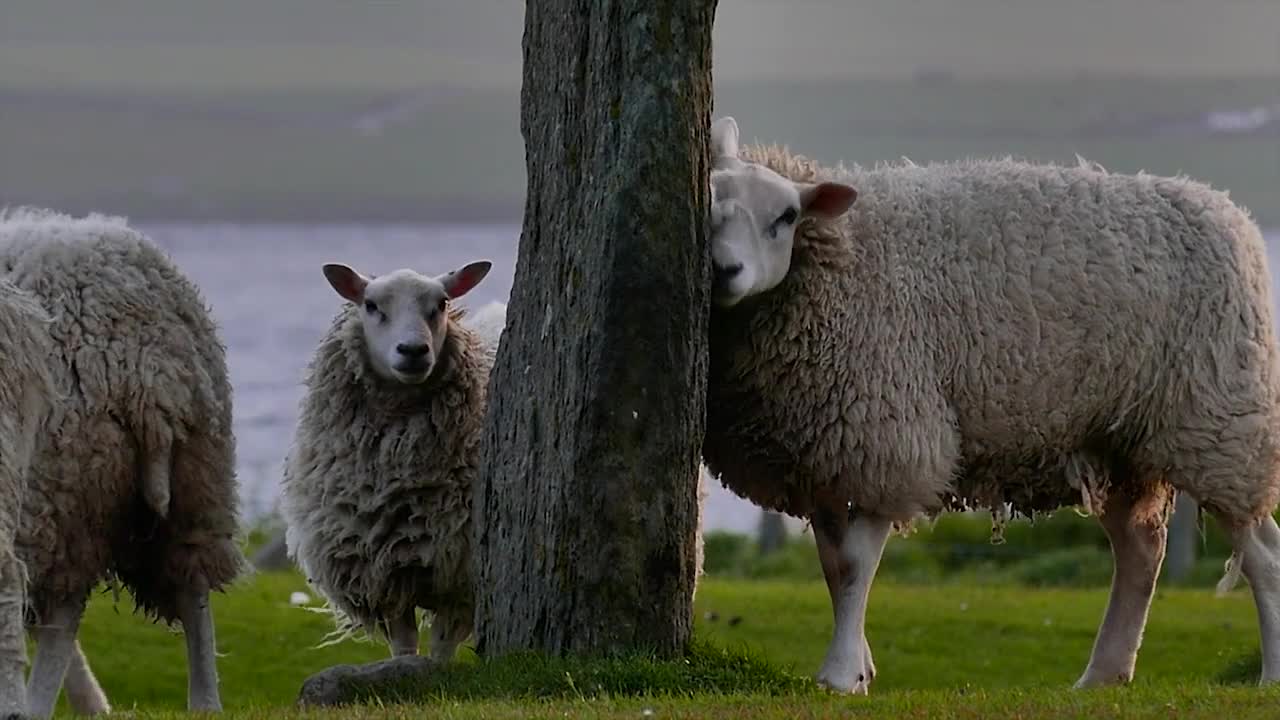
[144,223,1280,535]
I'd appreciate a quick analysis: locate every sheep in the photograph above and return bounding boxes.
[280,260,500,662]
[0,207,245,717]
[465,300,509,349]
[701,116,1280,694]
[0,280,56,719]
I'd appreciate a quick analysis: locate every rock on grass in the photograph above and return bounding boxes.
[298,656,438,707]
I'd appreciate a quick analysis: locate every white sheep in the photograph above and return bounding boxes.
[1,208,245,717]
[701,116,1280,693]
[280,260,500,662]
[0,280,56,719]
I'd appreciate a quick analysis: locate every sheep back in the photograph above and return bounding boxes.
[0,208,244,622]
[281,304,494,638]
[704,147,1280,526]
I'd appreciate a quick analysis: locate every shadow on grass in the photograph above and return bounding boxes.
[1216,650,1263,687]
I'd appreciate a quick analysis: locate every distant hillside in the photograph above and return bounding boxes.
[0,0,1276,224]
[3,0,1279,92]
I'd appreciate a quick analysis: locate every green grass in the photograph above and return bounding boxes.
[58,566,1278,718]
[703,508,1244,589]
[74,688,1280,720]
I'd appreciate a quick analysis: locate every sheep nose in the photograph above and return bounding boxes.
[714,263,743,281]
[396,342,430,358]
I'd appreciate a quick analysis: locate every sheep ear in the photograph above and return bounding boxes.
[710,116,740,159]
[440,260,492,299]
[323,263,369,303]
[798,182,857,219]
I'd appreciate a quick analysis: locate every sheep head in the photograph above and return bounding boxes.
[322,260,492,385]
[708,116,857,307]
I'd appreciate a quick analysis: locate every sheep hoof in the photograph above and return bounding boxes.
[815,672,871,695]
[1072,669,1132,689]
[815,660,874,695]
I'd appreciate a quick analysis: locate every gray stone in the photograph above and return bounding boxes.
[297,655,437,707]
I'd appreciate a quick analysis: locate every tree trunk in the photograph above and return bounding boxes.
[472,0,717,658]
[757,510,787,556]
[1164,492,1199,581]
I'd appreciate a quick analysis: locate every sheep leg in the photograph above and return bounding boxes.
[0,550,26,720]
[813,509,874,683]
[1074,489,1168,688]
[1221,514,1280,684]
[176,586,222,712]
[386,608,419,658]
[811,503,891,694]
[428,608,473,664]
[26,597,86,719]
[62,640,110,716]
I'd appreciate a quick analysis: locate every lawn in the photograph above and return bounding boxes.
[60,567,1277,719]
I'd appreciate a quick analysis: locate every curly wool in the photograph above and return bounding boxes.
[0,208,245,623]
[0,280,56,711]
[280,303,495,641]
[704,146,1280,528]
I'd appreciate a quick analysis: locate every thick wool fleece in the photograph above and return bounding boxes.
[704,147,1280,528]
[281,304,495,639]
[0,208,244,623]
[0,280,56,711]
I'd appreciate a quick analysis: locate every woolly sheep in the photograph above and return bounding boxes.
[701,116,1280,693]
[0,208,245,717]
[0,280,56,719]
[280,260,499,662]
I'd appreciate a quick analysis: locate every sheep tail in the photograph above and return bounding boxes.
[142,431,174,519]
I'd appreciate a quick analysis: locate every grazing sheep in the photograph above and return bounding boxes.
[465,300,509,350]
[701,116,1280,693]
[0,208,245,717]
[280,260,499,662]
[0,280,56,719]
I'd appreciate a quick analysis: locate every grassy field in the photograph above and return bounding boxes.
[58,565,1279,719]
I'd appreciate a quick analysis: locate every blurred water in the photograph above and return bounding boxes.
[142,222,1280,534]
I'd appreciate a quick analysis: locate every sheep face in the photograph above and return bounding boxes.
[322,261,492,385]
[708,116,857,307]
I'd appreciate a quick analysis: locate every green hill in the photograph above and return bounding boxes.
[1,0,1276,224]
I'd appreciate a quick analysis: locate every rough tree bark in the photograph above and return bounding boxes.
[472,0,717,658]
[757,510,787,556]
[1164,493,1199,581]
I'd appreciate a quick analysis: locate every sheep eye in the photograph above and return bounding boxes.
[776,207,798,226]
[364,300,379,314]
[437,297,448,313]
